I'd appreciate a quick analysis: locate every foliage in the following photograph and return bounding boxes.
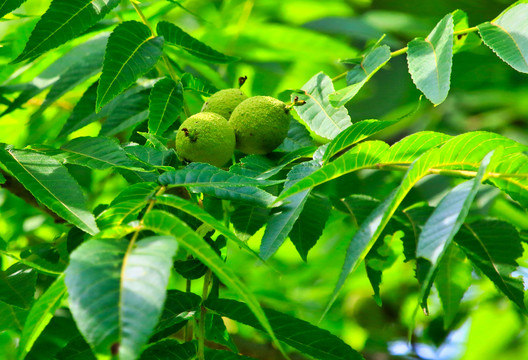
[1,1,528,360]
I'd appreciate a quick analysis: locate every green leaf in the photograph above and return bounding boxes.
[0,0,28,18]
[151,290,200,342]
[140,340,196,360]
[0,263,37,309]
[18,275,67,360]
[13,0,121,63]
[65,236,178,359]
[290,194,331,261]
[159,163,277,207]
[260,161,320,260]
[0,301,27,332]
[407,14,453,105]
[99,92,150,136]
[323,119,396,163]
[157,21,237,63]
[0,148,98,235]
[329,45,391,107]
[435,245,472,328]
[205,348,255,360]
[55,337,95,360]
[456,220,526,311]
[452,10,481,54]
[276,141,389,202]
[97,182,159,229]
[205,298,364,360]
[416,151,493,311]
[277,119,315,152]
[181,73,218,96]
[148,77,184,136]
[142,210,288,358]
[231,204,270,241]
[97,21,164,111]
[294,72,352,140]
[489,152,528,208]
[155,193,261,260]
[205,313,237,351]
[60,137,145,171]
[478,3,528,73]
[382,131,451,163]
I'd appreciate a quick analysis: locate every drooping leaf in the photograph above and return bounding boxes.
[181,73,218,96]
[260,161,320,260]
[0,0,28,18]
[97,21,164,111]
[478,3,528,73]
[159,163,277,207]
[276,141,389,202]
[0,263,37,309]
[65,236,178,359]
[157,21,237,63]
[294,72,352,140]
[407,14,454,105]
[148,77,184,136]
[60,137,145,171]
[290,193,331,261]
[329,45,391,107]
[155,193,261,259]
[97,182,159,229]
[435,244,472,328]
[18,275,67,360]
[13,0,121,63]
[456,220,526,311]
[0,148,98,235]
[416,151,493,311]
[205,298,364,360]
[142,210,288,358]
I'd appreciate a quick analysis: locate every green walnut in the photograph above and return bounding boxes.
[229,96,290,154]
[175,112,236,167]
[201,88,248,120]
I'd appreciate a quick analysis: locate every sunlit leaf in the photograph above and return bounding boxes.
[0,148,98,235]
[478,3,528,73]
[13,0,120,62]
[407,14,453,104]
[294,72,352,140]
[181,73,218,96]
[97,21,163,111]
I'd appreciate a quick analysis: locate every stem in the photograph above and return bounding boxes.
[331,26,480,82]
[197,270,212,360]
[184,278,192,342]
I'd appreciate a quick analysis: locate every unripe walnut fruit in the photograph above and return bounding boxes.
[201,89,248,120]
[229,96,290,155]
[175,112,235,167]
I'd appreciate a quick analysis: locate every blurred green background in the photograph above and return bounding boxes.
[1,0,527,359]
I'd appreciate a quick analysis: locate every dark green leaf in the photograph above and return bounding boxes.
[456,220,526,311]
[141,340,196,360]
[0,263,36,309]
[452,10,481,54]
[157,21,237,63]
[181,73,218,96]
[148,77,184,136]
[407,14,453,105]
[206,298,364,360]
[65,236,178,359]
[13,0,121,62]
[97,21,164,110]
[0,0,28,18]
[0,148,98,235]
[0,301,27,332]
[231,204,269,241]
[151,290,200,342]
